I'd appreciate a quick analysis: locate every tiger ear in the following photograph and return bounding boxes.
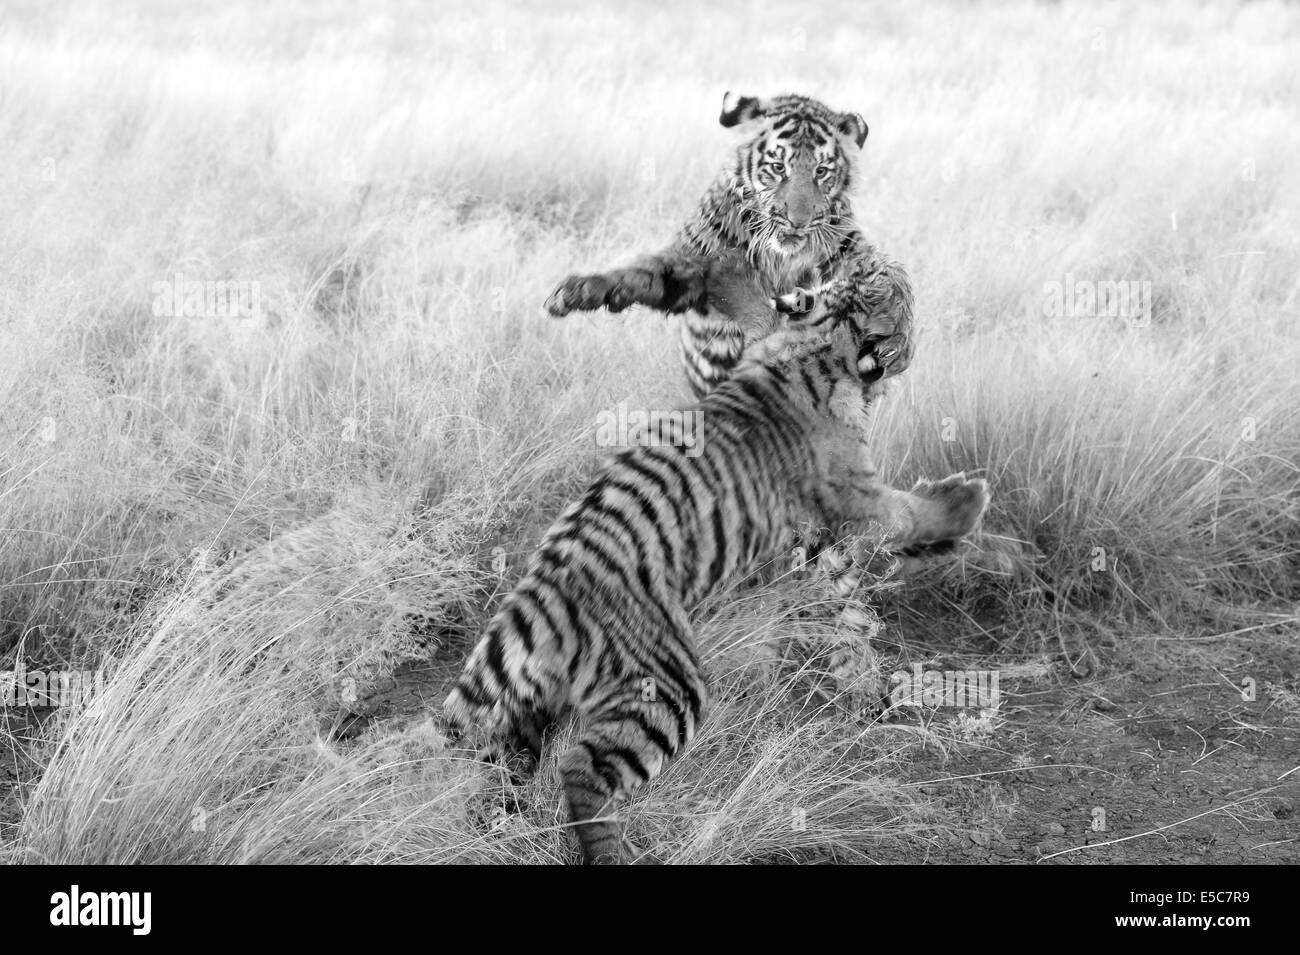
[719,91,766,128]
[836,112,869,148]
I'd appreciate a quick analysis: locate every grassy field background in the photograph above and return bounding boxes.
[2,0,1298,863]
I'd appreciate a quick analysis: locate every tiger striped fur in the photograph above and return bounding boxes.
[444,277,987,865]
[544,91,914,401]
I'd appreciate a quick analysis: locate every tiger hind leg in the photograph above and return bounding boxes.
[813,473,990,716]
[839,471,990,553]
[559,681,702,865]
[811,545,885,717]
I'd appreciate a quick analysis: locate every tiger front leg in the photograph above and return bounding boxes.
[809,255,916,381]
[545,251,708,317]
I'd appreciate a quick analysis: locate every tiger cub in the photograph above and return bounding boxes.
[545,91,914,399]
[445,273,986,864]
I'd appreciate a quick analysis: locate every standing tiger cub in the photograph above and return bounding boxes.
[545,91,914,399]
[445,274,986,865]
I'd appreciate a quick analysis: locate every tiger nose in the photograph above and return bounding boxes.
[783,189,815,229]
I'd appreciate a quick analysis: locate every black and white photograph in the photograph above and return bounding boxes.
[0,0,1295,894]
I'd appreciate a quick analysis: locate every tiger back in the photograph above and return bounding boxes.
[445,277,987,865]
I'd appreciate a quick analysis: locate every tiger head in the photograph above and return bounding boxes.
[719,92,869,258]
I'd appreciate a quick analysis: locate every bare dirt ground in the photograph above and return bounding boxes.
[875,629,1299,864]
[0,710,41,846]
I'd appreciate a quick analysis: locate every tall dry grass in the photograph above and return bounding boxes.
[2,0,1298,862]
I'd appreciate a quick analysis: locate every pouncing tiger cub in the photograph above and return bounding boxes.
[444,271,987,865]
[545,91,914,401]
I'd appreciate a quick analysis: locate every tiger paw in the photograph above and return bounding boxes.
[856,691,890,723]
[862,330,914,379]
[545,270,659,316]
[910,472,991,542]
